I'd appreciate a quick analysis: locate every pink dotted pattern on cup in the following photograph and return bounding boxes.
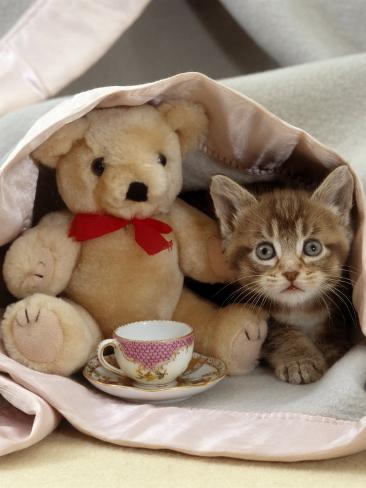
[117,335,194,370]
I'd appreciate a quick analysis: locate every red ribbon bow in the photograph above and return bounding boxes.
[69,214,173,256]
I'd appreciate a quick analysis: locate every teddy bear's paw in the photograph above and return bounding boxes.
[243,319,268,342]
[12,303,64,363]
[20,249,55,296]
[228,319,268,375]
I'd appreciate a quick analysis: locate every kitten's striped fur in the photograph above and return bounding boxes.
[211,166,354,384]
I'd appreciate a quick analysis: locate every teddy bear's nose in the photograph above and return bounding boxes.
[126,182,148,202]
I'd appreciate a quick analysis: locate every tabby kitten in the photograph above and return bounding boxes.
[210,166,354,384]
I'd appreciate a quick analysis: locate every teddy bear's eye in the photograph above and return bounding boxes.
[91,157,105,176]
[158,153,167,166]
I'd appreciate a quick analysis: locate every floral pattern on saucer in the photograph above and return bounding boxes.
[83,352,226,404]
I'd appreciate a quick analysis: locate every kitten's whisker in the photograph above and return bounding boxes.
[214,274,268,296]
[325,265,358,279]
[211,275,259,298]
[229,283,262,307]
[321,288,356,324]
[246,287,267,313]
[321,290,346,322]
[328,288,357,323]
[233,287,263,307]
[320,296,331,321]
[212,280,246,299]
[323,277,353,287]
[250,291,263,310]
[322,269,354,283]
[212,274,266,300]
[341,264,358,274]
[220,281,262,307]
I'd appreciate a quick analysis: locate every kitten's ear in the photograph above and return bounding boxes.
[312,166,354,225]
[210,175,257,241]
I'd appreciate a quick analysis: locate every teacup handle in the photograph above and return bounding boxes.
[97,339,126,376]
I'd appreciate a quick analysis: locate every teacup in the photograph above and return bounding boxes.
[97,320,194,387]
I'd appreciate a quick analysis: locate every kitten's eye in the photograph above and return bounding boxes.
[256,242,276,260]
[158,153,167,166]
[91,157,105,176]
[303,239,323,257]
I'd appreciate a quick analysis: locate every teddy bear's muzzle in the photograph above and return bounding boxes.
[126,181,148,202]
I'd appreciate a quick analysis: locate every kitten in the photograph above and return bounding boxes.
[210,166,354,384]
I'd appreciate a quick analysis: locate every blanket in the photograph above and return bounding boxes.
[221,0,366,66]
[0,68,366,461]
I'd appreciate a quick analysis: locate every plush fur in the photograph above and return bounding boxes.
[210,166,354,384]
[1,102,267,376]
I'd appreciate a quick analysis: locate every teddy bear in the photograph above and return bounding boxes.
[1,100,267,377]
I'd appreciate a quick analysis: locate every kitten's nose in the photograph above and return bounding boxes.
[283,271,299,282]
[126,182,148,202]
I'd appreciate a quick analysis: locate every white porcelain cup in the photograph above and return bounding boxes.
[97,320,194,387]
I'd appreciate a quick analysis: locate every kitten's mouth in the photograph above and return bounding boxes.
[281,284,304,293]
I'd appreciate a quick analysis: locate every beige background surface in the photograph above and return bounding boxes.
[1,421,366,488]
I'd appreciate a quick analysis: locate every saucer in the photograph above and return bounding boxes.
[83,352,226,404]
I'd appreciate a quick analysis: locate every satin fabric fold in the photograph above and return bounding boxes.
[0,0,151,116]
[0,349,60,456]
[1,346,366,461]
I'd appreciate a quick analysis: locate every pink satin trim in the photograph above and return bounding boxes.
[0,372,60,456]
[1,347,366,461]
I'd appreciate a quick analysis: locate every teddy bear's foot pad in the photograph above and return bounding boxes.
[229,319,268,375]
[12,304,64,363]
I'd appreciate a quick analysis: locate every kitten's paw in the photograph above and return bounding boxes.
[275,356,327,384]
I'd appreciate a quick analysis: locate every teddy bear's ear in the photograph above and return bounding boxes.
[158,100,208,156]
[31,118,89,168]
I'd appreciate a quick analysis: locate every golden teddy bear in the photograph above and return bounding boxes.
[1,100,267,376]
